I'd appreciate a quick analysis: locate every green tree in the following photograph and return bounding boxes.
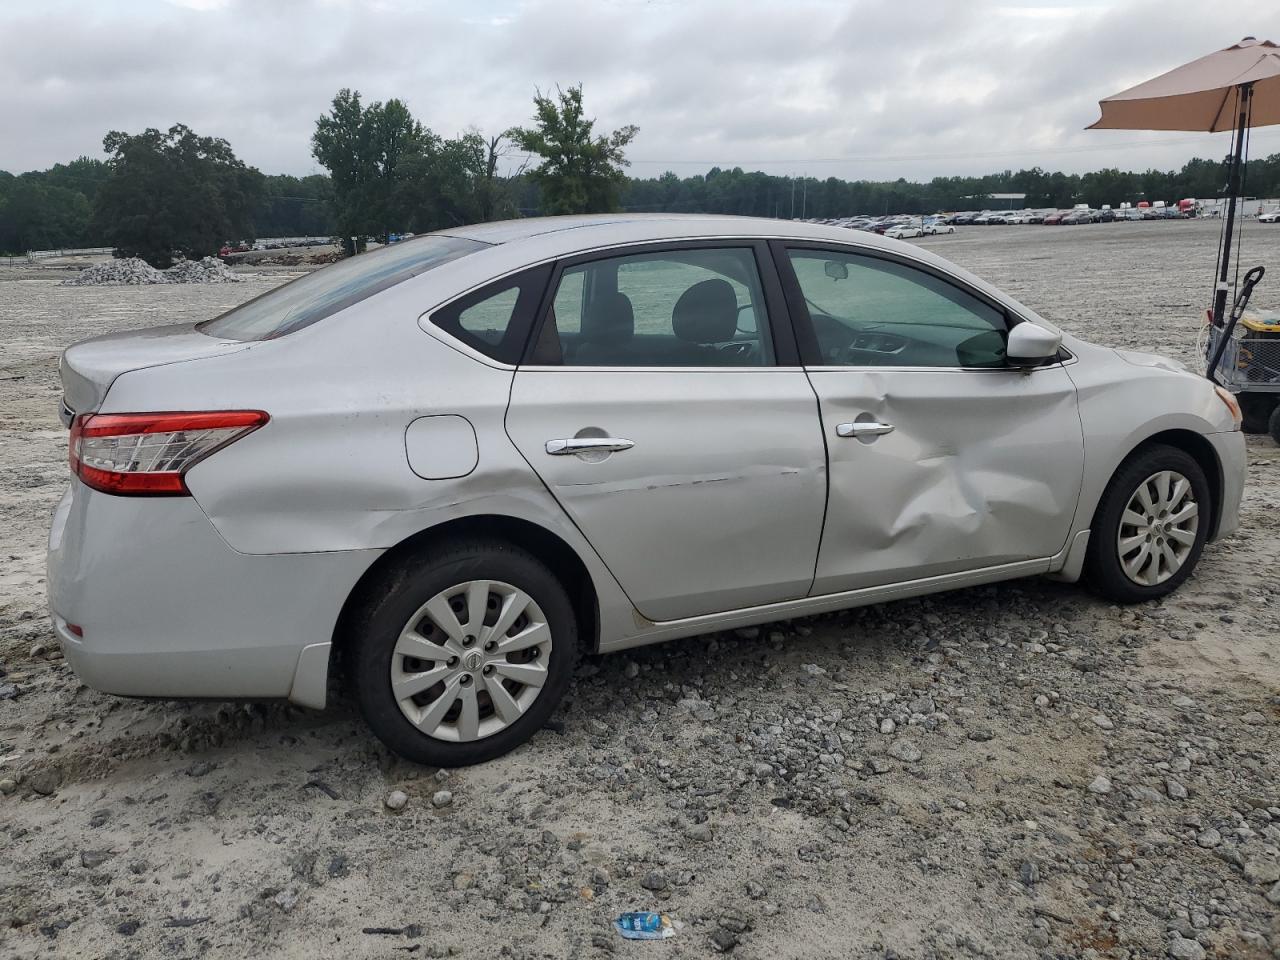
[467,131,519,222]
[313,89,520,240]
[0,176,92,253]
[312,89,427,242]
[91,124,262,268]
[507,84,638,214]
[42,157,110,202]
[258,174,336,237]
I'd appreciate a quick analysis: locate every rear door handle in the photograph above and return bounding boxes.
[545,437,635,455]
[836,421,895,438]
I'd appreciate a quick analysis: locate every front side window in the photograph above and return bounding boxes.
[787,250,1008,368]
[532,247,774,367]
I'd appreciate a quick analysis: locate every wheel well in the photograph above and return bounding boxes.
[330,516,601,683]
[1121,430,1223,536]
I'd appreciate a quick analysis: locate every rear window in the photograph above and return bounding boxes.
[197,235,488,341]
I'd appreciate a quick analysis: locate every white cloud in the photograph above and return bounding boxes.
[1,0,1277,180]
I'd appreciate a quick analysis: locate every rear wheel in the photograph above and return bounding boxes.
[1270,404,1280,445]
[1085,445,1211,603]
[353,540,577,766]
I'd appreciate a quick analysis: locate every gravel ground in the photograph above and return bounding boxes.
[1,222,1278,960]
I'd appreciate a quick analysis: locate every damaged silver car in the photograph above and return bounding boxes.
[48,215,1245,765]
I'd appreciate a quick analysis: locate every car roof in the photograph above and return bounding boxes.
[397,212,1056,339]
[438,213,902,250]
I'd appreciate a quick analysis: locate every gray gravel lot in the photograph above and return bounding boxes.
[1,222,1278,960]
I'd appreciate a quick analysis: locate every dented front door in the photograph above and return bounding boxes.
[806,366,1084,594]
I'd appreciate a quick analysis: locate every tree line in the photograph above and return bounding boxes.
[3,83,1279,262]
[617,156,1280,219]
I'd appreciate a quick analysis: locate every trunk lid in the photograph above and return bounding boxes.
[59,322,249,419]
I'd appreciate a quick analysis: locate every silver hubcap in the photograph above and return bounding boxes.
[390,580,552,742]
[1117,470,1199,586]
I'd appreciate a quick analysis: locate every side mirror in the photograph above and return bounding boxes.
[1006,322,1062,368]
[824,260,849,281]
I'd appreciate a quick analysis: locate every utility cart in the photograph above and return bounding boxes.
[1205,266,1280,441]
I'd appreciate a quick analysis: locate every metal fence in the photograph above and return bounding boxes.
[2,247,114,266]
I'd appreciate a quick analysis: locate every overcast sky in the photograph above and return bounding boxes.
[3,0,1278,182]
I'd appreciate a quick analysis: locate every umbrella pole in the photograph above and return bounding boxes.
[1205,82,1253,382]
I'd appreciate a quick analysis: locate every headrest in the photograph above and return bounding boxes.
[582,292,634,343]
[672,279,737,344]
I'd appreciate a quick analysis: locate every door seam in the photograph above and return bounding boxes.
[801,366,832,598]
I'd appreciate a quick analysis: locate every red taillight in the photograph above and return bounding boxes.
[69,410,268,496]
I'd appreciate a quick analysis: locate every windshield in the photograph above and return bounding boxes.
[198,235,488,341]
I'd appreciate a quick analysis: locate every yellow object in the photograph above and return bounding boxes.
[1240,308,1280,333]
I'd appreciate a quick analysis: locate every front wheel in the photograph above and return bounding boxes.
[1269,403,1280,445]
[1084,445,1212,603]
[352,540,577,766]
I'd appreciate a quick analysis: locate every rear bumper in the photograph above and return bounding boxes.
[1208,430,1245,541]
[47,481,379,705]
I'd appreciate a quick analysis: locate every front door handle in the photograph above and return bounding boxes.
[836,421,895,438]
[545,437,635,455]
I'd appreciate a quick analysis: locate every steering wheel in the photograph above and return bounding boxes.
[716,340,757,362]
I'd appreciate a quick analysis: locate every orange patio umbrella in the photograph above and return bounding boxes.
[1089,37,1280,381]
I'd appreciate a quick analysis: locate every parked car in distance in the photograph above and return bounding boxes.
[1098,209,1116,223]
[1062,211,1092,225]
[1043,211,1068,225]
[49,214,1245,766]
[884,223,923,239]
[1260,210,1280,223]
[873,219,910,235]
[923,222,956,235]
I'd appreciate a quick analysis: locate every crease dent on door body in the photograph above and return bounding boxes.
[835,371,1081,560]
[558,466,806,493]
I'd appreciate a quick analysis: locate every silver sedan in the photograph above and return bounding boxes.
[48,215,1245,765]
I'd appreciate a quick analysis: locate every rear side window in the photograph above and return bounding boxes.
[428,265,551,364]
[198,235,487,341]
[459,288,519,345]
[532,247,775,367]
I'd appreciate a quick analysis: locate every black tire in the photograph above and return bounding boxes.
[1270,403,1280,445]
[1238,393,1276,434]
[1084,444,1212,604]
[352,539,577,766]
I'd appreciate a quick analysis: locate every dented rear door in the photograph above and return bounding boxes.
[505,241,827,623]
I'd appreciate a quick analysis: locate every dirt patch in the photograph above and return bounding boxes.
[1,222,1278,960]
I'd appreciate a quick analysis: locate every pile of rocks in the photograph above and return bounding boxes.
[164,257,241,284]
[61,258,167,285]
[61,256,241,286]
